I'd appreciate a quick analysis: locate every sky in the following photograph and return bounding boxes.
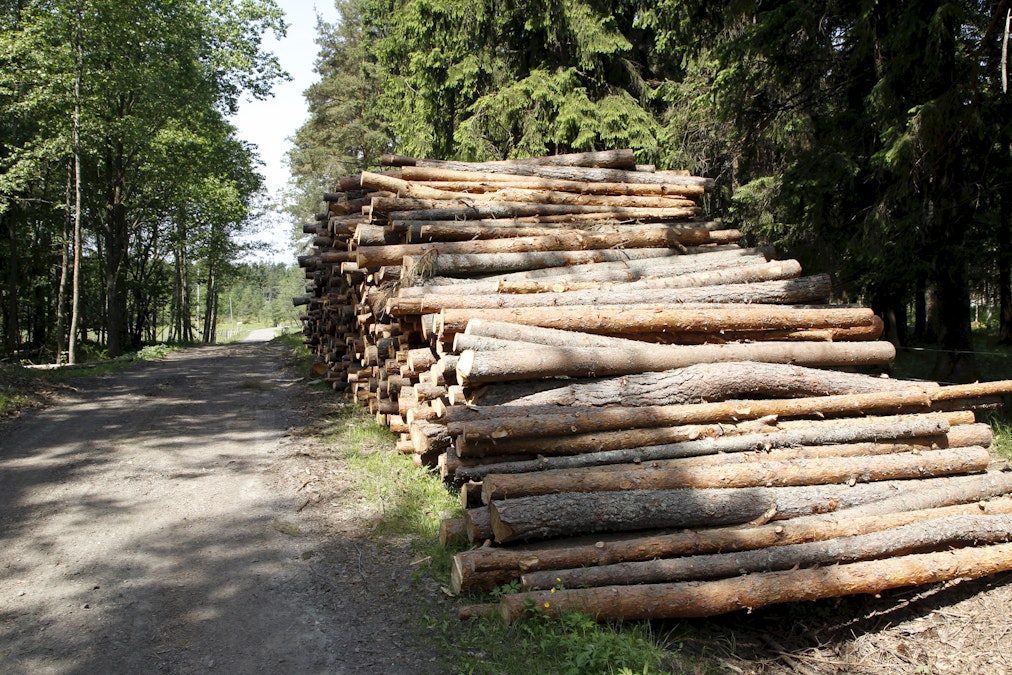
[230,2,339,263]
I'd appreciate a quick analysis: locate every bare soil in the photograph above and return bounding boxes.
[0,337,449,674]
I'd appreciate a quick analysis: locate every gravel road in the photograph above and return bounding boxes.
[0,341,446,674]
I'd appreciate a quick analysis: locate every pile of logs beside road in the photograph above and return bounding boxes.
[294,149,1012,624]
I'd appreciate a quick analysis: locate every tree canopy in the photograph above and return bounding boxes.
[291,0,1012,380]
[0,0,287,359]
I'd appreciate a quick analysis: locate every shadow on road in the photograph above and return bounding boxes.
[0,341,443,674]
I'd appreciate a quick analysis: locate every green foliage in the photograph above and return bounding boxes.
[990,417,1012,460]
[293,0,672,170]
[0,0,287,360]
[447,611,669,675]
[219,262,304,329]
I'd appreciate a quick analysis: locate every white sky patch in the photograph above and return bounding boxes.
[230,2,338,263]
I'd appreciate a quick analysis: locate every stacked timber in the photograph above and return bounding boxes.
[294,149,1012,624]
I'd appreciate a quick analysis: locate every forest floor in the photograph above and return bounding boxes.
[2,335,1012,674]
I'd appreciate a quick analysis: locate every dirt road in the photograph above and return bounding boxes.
[0,340,446,674]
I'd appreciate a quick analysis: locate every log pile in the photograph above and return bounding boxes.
[294,149,1012,624]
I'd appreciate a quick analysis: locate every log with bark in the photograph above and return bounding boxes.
[455,340,896,385]
[453,422,992,481]
[437,304,879,337]
[497,540,1012,622]
[479,446,992,501]
[450,473,1012,590]
[487,478,969,544]
[357,228,738,269]
[389,275,831,315]
[449,381,1012,442]
[450,411,956,460]
[521,510,1012,591]
[463,361,935,408]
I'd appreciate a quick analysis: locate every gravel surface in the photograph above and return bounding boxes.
[0,341,448,674]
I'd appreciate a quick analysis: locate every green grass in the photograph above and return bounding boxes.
[443,610,674,675]
[321,403,462,575]
[989,416,1012,459]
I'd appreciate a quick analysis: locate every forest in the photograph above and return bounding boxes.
[289,0,1012,381]
[0,0,289,362]
[3,0,1011,378]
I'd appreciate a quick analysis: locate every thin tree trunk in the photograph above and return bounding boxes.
[4,210,19,356]
[203,265,216,343]
[56,164,71,364]
[999,136,1012,344]
[488,479,945,544]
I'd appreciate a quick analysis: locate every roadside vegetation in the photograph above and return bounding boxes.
[315,401,691,675]
[0,344,178,418]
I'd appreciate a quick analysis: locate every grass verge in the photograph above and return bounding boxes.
[318,401,692,674]
[305,378,713,673]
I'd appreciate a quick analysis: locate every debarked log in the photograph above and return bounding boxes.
[521,511,1012,590]
[498,540,1012,622]
[437,304,878,337]
[389,275,831,315]
[406,161,714,189]
[384,203,699,222]
[398,256,791,297]
[496,259,801,293]
[398,248,771,295]
[408,178,705,199]
[369,190,699,210]
[480,446,991,501]
[454,341,896,385]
